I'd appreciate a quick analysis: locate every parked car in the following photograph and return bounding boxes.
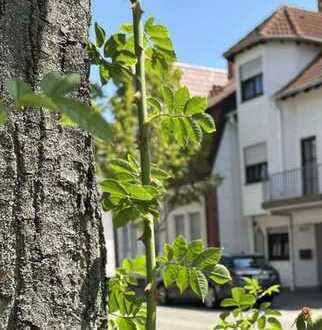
[157,254,280,308]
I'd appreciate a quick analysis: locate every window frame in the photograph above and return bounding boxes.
[241,73,264,102]
[268,232,290,261]
[245,161,268,184]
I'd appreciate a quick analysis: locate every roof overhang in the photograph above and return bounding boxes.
[277,78,322,100]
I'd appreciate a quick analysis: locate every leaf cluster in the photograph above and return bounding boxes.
[213,278,282,330]
[6,73,111,141]
[108,256,147,330]
[101,154,170,228]
[157,235,231,301]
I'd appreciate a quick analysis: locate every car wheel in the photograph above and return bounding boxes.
[158,284,169,305]
[204,286,218,308]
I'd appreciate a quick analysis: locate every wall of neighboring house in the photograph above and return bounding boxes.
[102,212,116,277]
[235,42,320,217]
[165,200,208,245]
[278,89,322,171]
[214,119,250,254]
[234,41,321,288]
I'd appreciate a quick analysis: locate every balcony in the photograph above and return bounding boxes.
[263,164,322,209]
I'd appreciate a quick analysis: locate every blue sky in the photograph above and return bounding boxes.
[92,0,317,71]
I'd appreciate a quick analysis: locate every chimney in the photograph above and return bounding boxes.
[318,0,322,12]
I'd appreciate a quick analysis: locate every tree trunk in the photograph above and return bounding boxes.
[0,1,107,329]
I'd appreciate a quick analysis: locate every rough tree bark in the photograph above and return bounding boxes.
[0,1,107,329]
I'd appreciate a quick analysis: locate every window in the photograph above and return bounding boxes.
[174,215,185,237]
[189,212,201,240]
[268,233,289,261]
[244,143,268,184]
[240,58,263,102]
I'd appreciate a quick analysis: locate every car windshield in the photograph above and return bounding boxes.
[232,257,267,269]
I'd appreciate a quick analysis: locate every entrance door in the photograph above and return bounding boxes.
[301,137,318,195]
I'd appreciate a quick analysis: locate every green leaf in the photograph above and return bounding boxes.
[193,113,216,133]
[161,86,174,112]
[147,97,162,113]
[7,80,32,101]
[40,72,81,98]
[220,298,238,308]
[101,179,128,196]
[55,97,112,141]
[95,22,106,48]
[208,264,231,285]
[151,37,173,51]
[184,118,203,144]
[121,23,133,33]
[163,243,174,262]
[18,93,58,111]
[257,316,266,329]
[173,87,190,114]
[296,315,306,330]
[151,166,170,180]
[117,318,137,330]
[192,247,221,269]
[231,287,256,308]
[163,264,178,288]
[172,235,188,262]
[113,206,140,228]
[145,23,169,39]
[0,102,7,125]
[267,317,282,330]
[127,154,140,173]
[144,17,155,33]
[99,65,110,85]
[176,266,189,294]
[186,240,204,263]
[127,184,153,201]
[110,159,137,176]
[189,269,208,301]
[185,96,208,115]
[266,309,282,317]
[116,50,137,66]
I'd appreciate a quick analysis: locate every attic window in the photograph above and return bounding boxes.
[240,57,263,102]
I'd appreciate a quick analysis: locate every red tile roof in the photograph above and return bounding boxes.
[277,52,322,99]
[177,63,228,97]
[208,80,236,107]
[225,6,322,59]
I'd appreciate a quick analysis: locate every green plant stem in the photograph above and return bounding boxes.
[131,1,157,330]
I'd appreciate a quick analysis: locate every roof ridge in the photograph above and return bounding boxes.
[284,6,301,37]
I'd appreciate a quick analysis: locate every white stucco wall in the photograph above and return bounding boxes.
[278,88,322,172]
[165,199,207,245]
[235,42,320,216]
[256,209,322,288]
[214,121,250,254]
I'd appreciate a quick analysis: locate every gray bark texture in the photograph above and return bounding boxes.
[0,1,107,329]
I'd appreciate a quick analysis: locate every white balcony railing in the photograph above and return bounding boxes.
[263,164,322,203]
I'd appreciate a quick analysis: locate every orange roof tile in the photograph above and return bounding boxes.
[176,63,228,97]
[277,52,322,99]
[225,6,322,59]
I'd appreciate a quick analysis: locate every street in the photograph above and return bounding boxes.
[157,291,322,330]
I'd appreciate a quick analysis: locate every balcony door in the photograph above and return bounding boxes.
[301,137,318,195]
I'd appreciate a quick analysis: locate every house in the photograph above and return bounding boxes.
[166,0,322,290]
[209,0,322,289]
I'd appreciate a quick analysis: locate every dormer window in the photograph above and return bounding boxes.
[240,57,263,102]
